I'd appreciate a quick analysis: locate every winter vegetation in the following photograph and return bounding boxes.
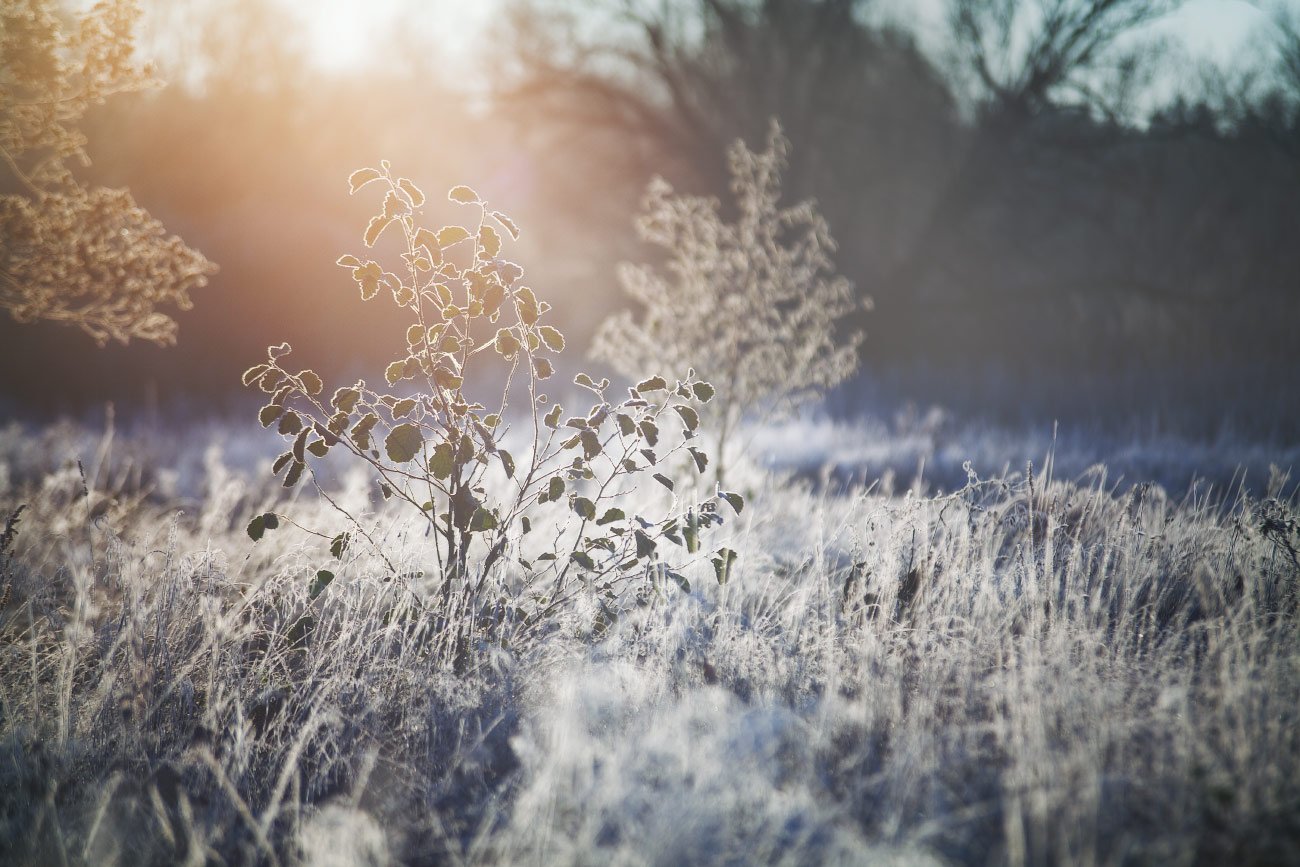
[0,0,214,345]
[2,415,1299,865]
[593,122,864,481]
[3,1,1300,865]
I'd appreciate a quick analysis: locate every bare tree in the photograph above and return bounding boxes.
[945,0,1182,121]
[496,0,957,342]
[878,0,1184,310]
[500,0,954,177]
[1274,2,1300,100]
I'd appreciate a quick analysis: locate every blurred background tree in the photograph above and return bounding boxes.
[0,0,215,346]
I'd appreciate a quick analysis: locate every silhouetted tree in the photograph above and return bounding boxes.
[497,0,958,335]
[945,0,1181,121]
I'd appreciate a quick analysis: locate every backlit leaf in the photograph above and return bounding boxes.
[636,376,667,393]
[597,508,625,526]
[292,428,309,462]
[351,413,378,450]
[385,423,424,463]
[436,225,471,247]
[494,328,521,357]
[355,262,383,300]
[283,460,305,488]
[397,178,425,206]
[333,387,360,413]
[246,514,266,541]
[381,191,403,220]
[516,286,539,325]
[491,210,519,239]
[299,370,323,395]
[538,326,565,352]
[429,442,455,480]
[433,367,463,390]
[479,225,501,258]
[348,167,383,193]
[483,281,506,317]
[277,411,303,435]
[469,507,498,532]
[364,216,391,247]
[413,228,443,262]
[580,429,601,459]
[688,447,707,473]
[448,185,480,204]
[242,364,269,386]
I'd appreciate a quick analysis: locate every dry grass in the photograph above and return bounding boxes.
[1,419,1297,866]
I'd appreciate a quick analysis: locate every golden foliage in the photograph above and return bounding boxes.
[0,0,215,345]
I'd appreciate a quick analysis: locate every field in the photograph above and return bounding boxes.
[5,4,1300,864]
[2,414,1298,866]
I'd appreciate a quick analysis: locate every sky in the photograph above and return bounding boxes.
[290,0,1273,75]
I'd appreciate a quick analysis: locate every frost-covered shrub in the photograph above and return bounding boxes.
[594,121,867,480]
[244,165,744,642]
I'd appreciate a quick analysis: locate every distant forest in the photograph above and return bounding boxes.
[3,0,1298,434]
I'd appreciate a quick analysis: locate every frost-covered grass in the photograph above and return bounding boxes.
[752,411,1300,499]
[1,418,1298,866]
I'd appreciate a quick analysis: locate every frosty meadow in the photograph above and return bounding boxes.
[3,1,1300,865]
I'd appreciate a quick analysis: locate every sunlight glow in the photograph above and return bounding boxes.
[287,0,495,71]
